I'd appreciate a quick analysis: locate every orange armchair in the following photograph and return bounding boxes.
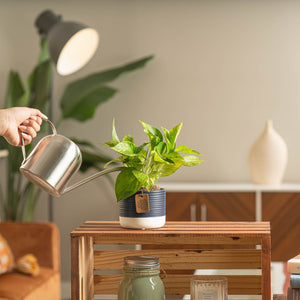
[0,222,60,300]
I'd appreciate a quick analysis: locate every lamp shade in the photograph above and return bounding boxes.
[35,10,99,76]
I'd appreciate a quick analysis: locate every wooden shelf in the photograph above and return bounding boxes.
[71,221,271,300]
[160,181,300,192]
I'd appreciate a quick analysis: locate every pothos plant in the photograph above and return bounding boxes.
[101,120,203,201]
[0,39,153,221]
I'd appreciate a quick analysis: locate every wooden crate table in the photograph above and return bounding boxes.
[71,221,271,300]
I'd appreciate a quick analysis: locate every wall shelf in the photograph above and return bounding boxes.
[161,182,300,261]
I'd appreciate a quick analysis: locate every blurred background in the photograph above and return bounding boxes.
[1,0,300,297]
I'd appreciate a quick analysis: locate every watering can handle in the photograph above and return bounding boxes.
[21,118,57,162]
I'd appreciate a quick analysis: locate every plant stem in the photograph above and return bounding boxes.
[145,151,153,175]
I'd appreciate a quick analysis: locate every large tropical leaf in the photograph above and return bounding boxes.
[38,39,51,64]
[60,55,154,122]
[0,138,6,150]
[5,71,26,108]
[4,71,27,171]
[28,59,53,110]
[61,86,117,121]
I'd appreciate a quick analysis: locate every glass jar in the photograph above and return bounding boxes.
[118,255,165,300]
[191,276,228,300]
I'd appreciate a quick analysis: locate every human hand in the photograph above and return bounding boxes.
[0,107,48,146]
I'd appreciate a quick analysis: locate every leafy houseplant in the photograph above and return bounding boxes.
[0,39,153,221]
[101,120,203,229]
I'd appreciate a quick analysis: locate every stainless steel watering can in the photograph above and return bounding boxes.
[20,118,122,197]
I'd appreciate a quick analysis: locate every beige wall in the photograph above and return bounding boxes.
[1,0,300,290]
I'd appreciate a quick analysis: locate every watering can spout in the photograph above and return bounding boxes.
[62,166,124,196]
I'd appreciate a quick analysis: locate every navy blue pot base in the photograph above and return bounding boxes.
[119,188,166,229]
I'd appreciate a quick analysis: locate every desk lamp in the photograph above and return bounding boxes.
[35,9,99,75]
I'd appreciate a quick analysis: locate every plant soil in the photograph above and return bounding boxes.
[140,185,160,192]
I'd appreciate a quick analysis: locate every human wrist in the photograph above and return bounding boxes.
[0,109,9,137]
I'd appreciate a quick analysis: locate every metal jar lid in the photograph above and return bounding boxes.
[123,256,160,269]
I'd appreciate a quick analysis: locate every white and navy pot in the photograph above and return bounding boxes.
[119,188,166,229]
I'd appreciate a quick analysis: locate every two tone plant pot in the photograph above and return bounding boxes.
[119,188,166,229]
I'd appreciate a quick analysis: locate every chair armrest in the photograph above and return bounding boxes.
[0,222,60,271]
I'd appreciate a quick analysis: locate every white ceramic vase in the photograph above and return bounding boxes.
[248,120,288,185]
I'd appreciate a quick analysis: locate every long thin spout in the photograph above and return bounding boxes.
[62,166,124,195]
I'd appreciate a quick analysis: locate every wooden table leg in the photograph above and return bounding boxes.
[262,235,271,300]
[71,236,94,300]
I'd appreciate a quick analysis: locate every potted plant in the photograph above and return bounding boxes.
[101,119,203,229]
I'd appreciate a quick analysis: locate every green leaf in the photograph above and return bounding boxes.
[112,119,120,144]
[132,170,149,187]
[123,156,145,169]
[183,155,204,167]
[0,137,7,150]
[156,152,184,177]
[115,168,142,201]
[140,120,163,149]
[162,127,172,153]
[154,151,175,164]
[140,121,163,141]
[175,145,202,155]
[123,135,134,143]
[60,56,153,122]
[4,71,26,108]
[168,122,183,151]
[137,143,148,154]
[38,39,50,64]
[132,170,159,191]
[91,55,153,84]
[101,141,118,148]
[153,142,174,164]
[156,142,167,156]
[112,141,137,156]
[61,86,117,121]
[104,157,124,168]
[28,59,53,110]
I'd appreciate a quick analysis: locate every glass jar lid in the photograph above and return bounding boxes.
[124,256,160,269]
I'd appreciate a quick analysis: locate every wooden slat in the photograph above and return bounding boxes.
[80,222,270,230]
[72,221,270,237]
[94,274,262,295]
[261,236,271,300]
[73,221,269,246]
[84,221,269,227]
[71,236,80,300]
[142,243,257,250]
[92,235,262,245]
[94,249,262,270]
[71,236,94,300]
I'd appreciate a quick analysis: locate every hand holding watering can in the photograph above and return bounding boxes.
[20,118,123,197]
